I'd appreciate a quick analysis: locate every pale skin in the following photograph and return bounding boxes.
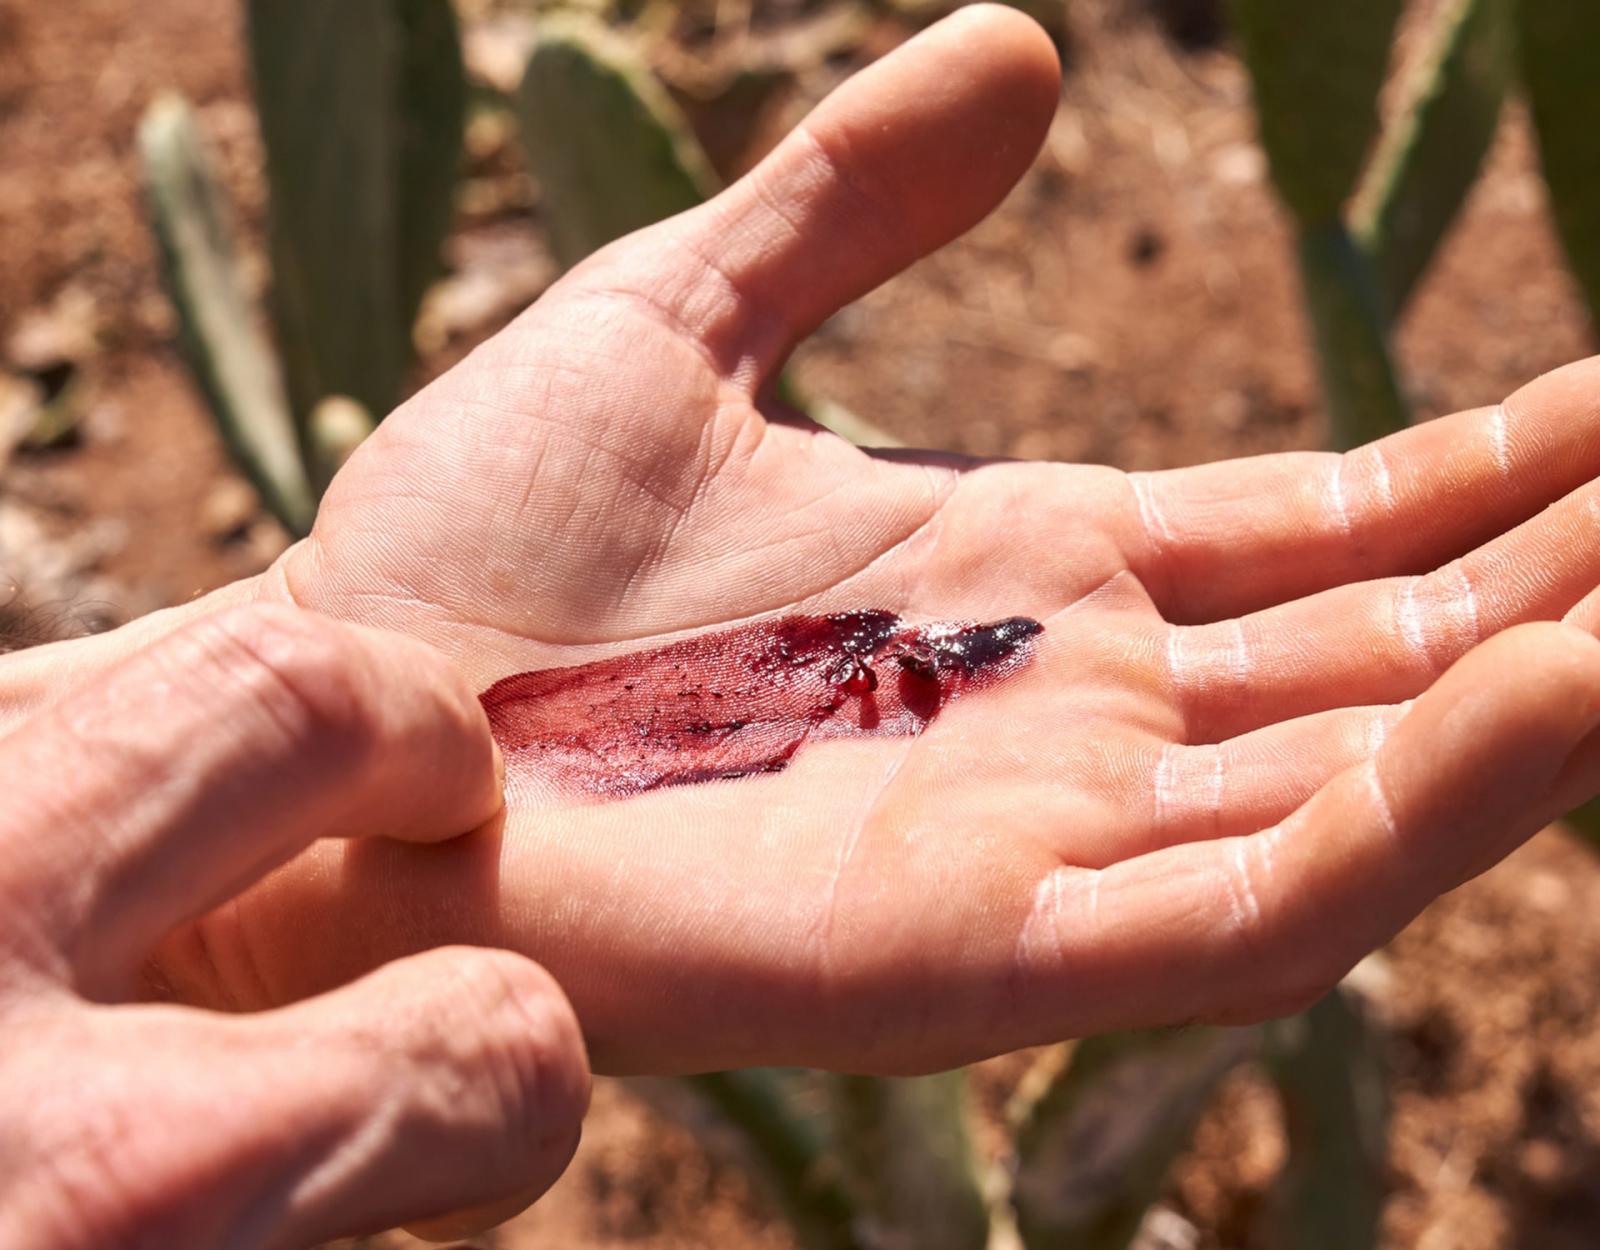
[0,606,590,1246]
[10,5,1600,1242]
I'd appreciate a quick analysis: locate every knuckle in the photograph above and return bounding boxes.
[5,1027,195,1250]
[415,949,590,1159]
[1221,839,1272,962]
[35,1105,151,1248]
[181,604,378,763]
[1214,836,1347,1022]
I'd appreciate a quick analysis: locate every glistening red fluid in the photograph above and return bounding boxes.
[480,611,1043,800]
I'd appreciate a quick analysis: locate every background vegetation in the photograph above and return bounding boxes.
[4,1,1600,1247]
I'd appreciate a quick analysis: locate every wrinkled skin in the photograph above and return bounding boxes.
[14,7,1600,1080]
[0,606,589,1248]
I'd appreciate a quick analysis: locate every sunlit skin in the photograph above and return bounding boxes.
[479,611,1044,799]
[0,607,588,1247]
[10,3,1600,1101]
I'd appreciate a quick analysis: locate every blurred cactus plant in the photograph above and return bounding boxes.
[513,11,898,444]
[1265,987,1389,1250]
[518,14,717,269]
[667,1003,1386,1250]
[1517,0,1600,324]
[1352,0,1515,322]
[1230,0,1600,843]
[1010,1027,1262,1249]
[1231,0,1513,448]
[1232,0,1600,446]
[137,0,466,535]
[138,97,317,535]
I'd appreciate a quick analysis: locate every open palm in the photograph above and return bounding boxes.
[193,7,1600,1075]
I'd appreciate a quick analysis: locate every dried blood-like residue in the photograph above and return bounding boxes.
[480,610,1043,800]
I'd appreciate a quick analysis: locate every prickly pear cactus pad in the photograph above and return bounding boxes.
[517,14,718,269]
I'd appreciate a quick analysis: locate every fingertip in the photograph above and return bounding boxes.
[620,0,1064,379]
[331,623,505,844]
[1563,583,1600,637]
[1487,616,1600,657]
[796,0,1064,305]
[1505,355,1600,439]
[403,1170,571,1243]
[1441,620,1600,738]
[236,947,591,1248]
[931,3,1064,98]
[826,1,1063,199]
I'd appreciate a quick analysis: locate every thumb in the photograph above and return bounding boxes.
[48,947,590,1249]
[572,3,1061,385]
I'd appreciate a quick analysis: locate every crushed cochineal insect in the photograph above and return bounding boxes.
[480,611,1043,800]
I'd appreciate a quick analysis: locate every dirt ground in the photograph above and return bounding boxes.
[5,0,1600,1247]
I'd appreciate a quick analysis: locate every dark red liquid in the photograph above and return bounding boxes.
[480,611,1043,801]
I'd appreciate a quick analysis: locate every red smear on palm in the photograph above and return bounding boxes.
[481,611,1043,801]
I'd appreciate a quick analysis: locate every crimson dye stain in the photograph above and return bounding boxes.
[480,611,1043,800]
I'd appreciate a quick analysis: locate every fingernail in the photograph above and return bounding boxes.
[492,739,506,791]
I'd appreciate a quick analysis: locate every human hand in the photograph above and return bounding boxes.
[0,605,589,1248]
[27,5,1600,1078]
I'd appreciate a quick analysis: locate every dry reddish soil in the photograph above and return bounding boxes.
[5,1,1600,1248]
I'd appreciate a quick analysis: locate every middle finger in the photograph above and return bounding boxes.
[1165,472,1600,742]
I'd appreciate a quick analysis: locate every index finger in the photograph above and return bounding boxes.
[0,603,502,995]
[1120,357,1600,624]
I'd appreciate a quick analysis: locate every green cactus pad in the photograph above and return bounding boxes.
[1518,0,1600,334]
[246,0,465,424]
[1297,223,1410,448]
[137,96,316,537]
[1354,0,1513,321]
[683,1070,860,1250]
[829,1072,990,1250]
[1011,1029,1259,1250]
[517,14,718,269]
[1229,0,1405,226]
[1265,988,1388,1250]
